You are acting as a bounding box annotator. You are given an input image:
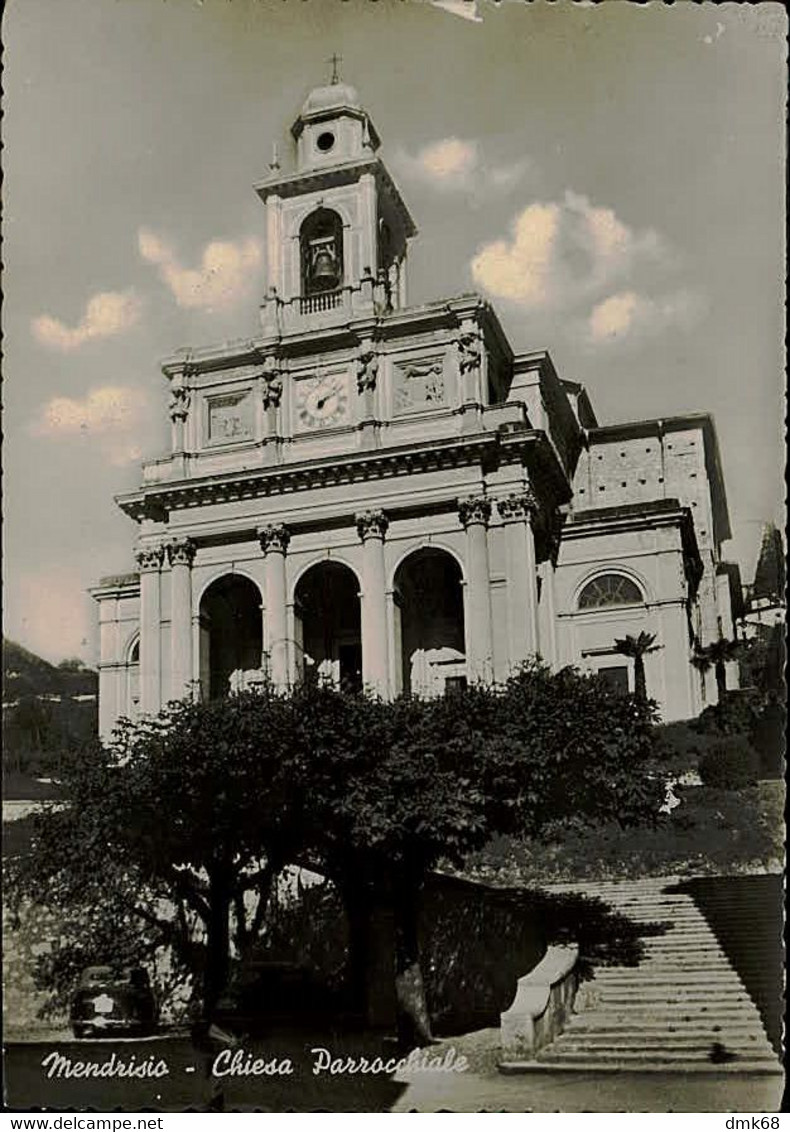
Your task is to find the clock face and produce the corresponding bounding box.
[296,373,349,430]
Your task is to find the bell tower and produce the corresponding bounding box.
[255,71,417,330]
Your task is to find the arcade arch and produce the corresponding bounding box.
[198,574,263,700]
[393,547,465,696]
[294,561,362,690]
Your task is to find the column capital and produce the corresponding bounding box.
[496,489,538,523]
[167,537,196,568]
[356,509,389,542]
[457,495,491,529]
[258,523,291,555]
[135,543,165,572]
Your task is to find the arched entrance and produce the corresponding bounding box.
[198,575,263,700]
[294,562,362,690]
[394,548,465,696]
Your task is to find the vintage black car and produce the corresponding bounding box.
[70,965,157,1038]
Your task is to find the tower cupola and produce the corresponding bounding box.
[291,78,381,172]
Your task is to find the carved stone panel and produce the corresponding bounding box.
[206,391,254,444]
[393,355,445,414]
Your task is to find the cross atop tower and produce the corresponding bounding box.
[329,53,342,85]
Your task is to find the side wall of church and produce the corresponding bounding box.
[555,521,699,722]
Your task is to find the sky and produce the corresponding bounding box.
[3,0,786,665]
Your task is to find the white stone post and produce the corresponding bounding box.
[259,524,290,688]
[538,560,558,667]
[136,543,164,715]
[359,172,377,284]
[356,510,390,697]
[458,495,494,682]
[167,538,196,702]
[496,491,540,670]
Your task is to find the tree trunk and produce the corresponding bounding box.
[392,881,433,1050]
[634,655,647,704]
[204,866,233,1019]
[341,884,374,1019]
[715,658,727,702]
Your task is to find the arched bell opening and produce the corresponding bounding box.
[198,574,263,700]
[393,548,465,697]
[300,208,344,297]
[294,561,362,691]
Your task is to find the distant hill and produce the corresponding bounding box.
[3,639,98,775]
[3,638,97,700]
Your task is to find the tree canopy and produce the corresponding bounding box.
[6,661,663,1041]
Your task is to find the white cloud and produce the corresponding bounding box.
[30,385,147,465]
[585,288,707,347]
[419,138,479,183]
[471,190,665,309]
[32,290,142,352]
[395,138,529,195]
[470,201,561,306]
[139,228,262,311]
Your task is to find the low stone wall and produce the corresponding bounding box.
[499,943,579,1061]
[3,902,67,1039]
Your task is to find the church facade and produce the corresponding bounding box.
[92,80,739,737]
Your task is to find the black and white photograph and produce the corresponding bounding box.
[2,0,786,1115]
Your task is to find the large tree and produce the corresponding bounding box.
[7,664,662,1042]
[6,690,305,1019]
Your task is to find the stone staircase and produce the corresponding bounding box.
[527,877,782,1073]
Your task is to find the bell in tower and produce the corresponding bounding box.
[308,237,340,293]
[300,210,344,297]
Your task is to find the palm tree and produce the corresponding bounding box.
[613,632,659,704]
[692,637,742,702]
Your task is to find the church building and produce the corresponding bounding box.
[92,78,740,736]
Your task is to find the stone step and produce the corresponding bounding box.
[588,976,746,990]
[589,995,758,1010]
[531,877,780,1074]
[566,1015,769,1033]
[555,1032,774,1051]
[539,1046,779,1064]
[504,1057,784,1075]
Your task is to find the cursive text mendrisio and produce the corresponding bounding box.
[41,1051,169,1080]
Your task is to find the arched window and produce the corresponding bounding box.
[127,637,140,720]
[300,208,344,296]
[578,573,644,610]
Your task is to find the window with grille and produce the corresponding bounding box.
[578,573,643,610]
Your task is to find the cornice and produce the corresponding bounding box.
[117,427,569,523]
[564,499,692,538]
[254,157,417,237]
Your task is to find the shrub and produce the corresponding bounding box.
[750,699,786,779]
[698,736,759,790]
[695,692,760,737]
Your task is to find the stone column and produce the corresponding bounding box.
[167,537,196,702]
[458,495,494,682]
[136,543,164,715]
[537,561,558,667]
[259,524,290,688]
[496,491,540,669]
[356,510,390,697]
